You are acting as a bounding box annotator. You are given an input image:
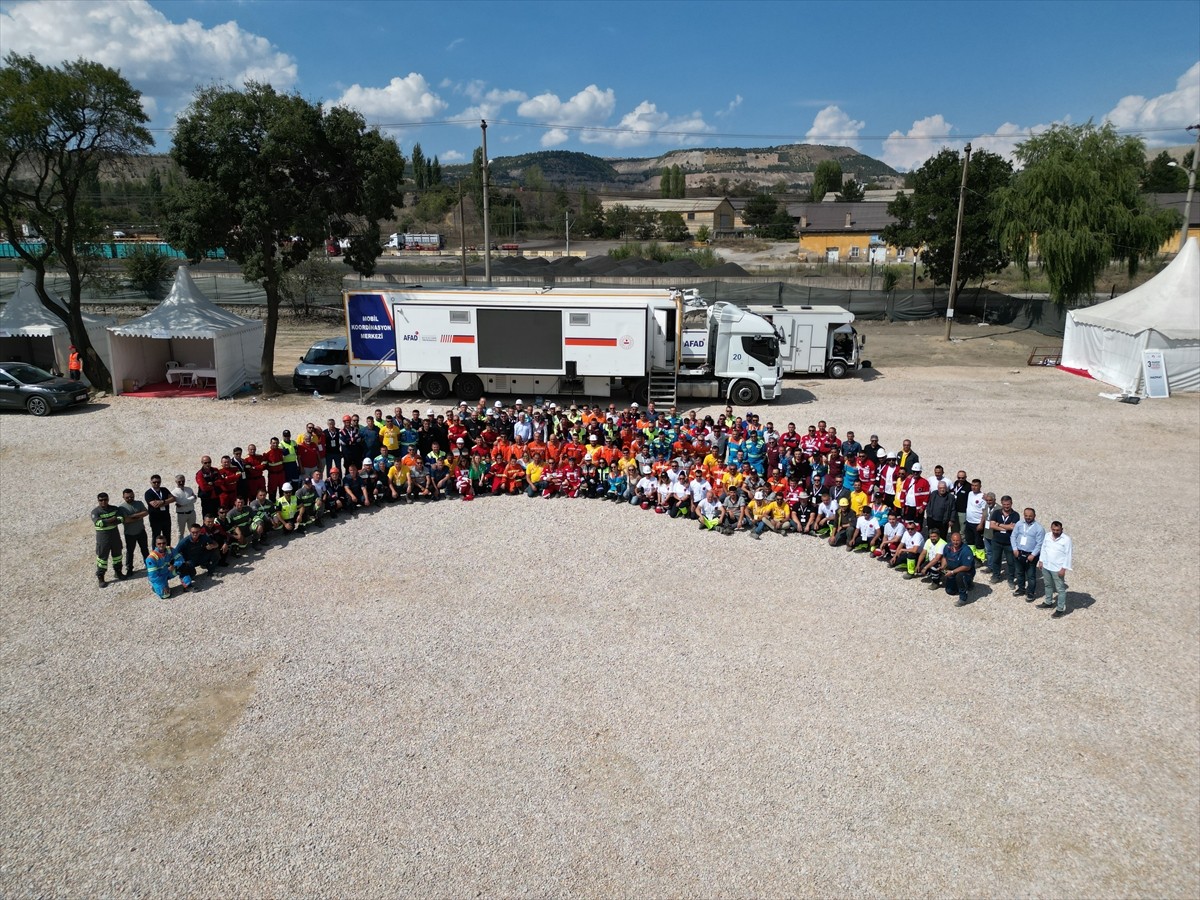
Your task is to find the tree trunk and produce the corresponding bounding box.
[260,276,283,395]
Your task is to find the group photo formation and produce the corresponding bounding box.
[93,397,1076,615]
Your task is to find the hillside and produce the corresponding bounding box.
[445,144,902,193]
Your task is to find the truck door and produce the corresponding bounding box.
[791,324,814,372]
[652,307,675,369]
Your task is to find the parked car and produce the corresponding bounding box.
[0,362,91,416]
[293,337,351,392]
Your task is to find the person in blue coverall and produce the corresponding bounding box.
[145,535,193,599]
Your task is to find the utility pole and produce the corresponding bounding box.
[458,182,467,286]
[1178,124,1200,253]
[565,210,571,258]
[481,119,492,285]
[945,142,971,341]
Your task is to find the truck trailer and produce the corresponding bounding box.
[345,287,783,405]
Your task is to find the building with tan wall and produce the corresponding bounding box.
[598,197,736,237]
[786,201,911,263]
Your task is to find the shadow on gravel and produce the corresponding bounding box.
[1062,591,1097,616]
[857,367,883,383]
[778,386,818,404]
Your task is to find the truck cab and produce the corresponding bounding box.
[705,302,782,403]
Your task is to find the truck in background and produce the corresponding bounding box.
[385,233,445,251]
[683,304,869,378]
[347,287,783,406]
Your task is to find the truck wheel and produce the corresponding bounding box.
[827,361,848,379]
[333,377,345,393]
[419,373,451,400]
[730,379,760,405]
[453,374,483,402]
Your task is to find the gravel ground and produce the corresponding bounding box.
[2,365,1198,898]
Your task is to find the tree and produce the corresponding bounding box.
[694,224,711,243]
[743,191,779,229]
[430,156,442,186]
[671,164,685,198]
[280,257,344,317]
[628,207,659,241]
[411,142,426,190]
[836,177,865,202]
[123,244,171,300]
[811,159,843,202]
[882,147,1014,294]
[763,207,796,240]
[1143,150,1188,193]
[0,53,152,390]
[166,82,405,393]
[995,123,1179,302]
[659,211,690,241]
[604,203,631,239]
[660,166,673,198]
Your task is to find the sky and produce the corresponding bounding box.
[1,0,1198,171]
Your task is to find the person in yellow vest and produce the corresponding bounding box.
[272,482,300,533]
[278,430,300,483]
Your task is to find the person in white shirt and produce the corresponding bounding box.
[891,521,926,573]
[688,473,711,508]
[876,512,906,562]
[964,479,988,549]
[848,512,880,552]
[170,474,198,536]
[632,467,658,507]
[697,491,722,531]
[1036,521,1074,617]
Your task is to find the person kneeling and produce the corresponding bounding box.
[939,531,977,606]
[146,535,192,599]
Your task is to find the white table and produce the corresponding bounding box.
[167,367,217,387]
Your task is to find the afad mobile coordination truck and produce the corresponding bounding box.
[344,287,783,405]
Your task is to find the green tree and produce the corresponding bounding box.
[694,223,711,243]
[604,203,631,239]
[659,210,690,241]
[743,191,779,232]
[763,207,796,240]
[836,177,865,202]
[1143,150,1188,193]
[660,166,673,198]
[123,244,171,300]
[811,159,843,202]
[671,164,685,198]
[995,123,1179,302]
[0,53,152,391]
[882,147,1013,294]
[430,156,442,186]
[280,257,345,317]
[629,207,659,240]
[411,142,426,189]
[166,82,405,393]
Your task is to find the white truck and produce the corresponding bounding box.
[346,287,783,405]
[683,304,868,378]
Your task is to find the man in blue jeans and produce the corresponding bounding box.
[988,495,1019,584]
[940,531,977,607]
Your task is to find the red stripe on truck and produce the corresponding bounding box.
[565,337,617,347]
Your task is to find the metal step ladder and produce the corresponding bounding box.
[360,370,400,404]
[648,368,677,407]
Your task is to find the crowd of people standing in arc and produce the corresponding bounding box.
[90,396,1074,615]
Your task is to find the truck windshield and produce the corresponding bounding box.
[303,348,347,365]
[741,335,778,367]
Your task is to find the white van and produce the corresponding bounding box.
[293,337,351,392]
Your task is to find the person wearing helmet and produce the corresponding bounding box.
[827,496,858,547]
[899,461,931,527]
[632,464,658,507]
[273,482,300,533]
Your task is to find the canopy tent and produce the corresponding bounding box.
[108,267,264,398]
[1062,238,1200,394]
[0,268,114,383]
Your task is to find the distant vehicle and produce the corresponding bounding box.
[325,239,342,257]
[500,243,521,252]
[743,305,869,378]
[386,232,445,251]
[293,337,350,393]
[0,362,91,416]
[20,223,40,239]
[111,230,127,239]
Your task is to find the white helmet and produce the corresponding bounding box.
[911,462,922,472]
[282,482,294,492]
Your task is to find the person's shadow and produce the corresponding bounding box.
[1061,591,1097,616]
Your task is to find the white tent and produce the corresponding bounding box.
[108,266,264,398]
[1062,238,1200,394]
[0,268,114,383]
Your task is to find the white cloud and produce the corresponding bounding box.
[0,0,297,127]
[1105,62,1200,141]
[517,84,616,126]
[541,128,570,147]
[716,95,743,118]
[446,37,465,52]
[337,73,448,120]
[972,121,1063,162]
[439,150,465,162]
[881,114,957,171]
[581,100,712,148]
[806,105,865,149]
[462,87,528,121]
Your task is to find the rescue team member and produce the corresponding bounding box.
[278,430,300,483]
[92,492,125,585]
[68,345,83,381]
[146,535,192,600]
